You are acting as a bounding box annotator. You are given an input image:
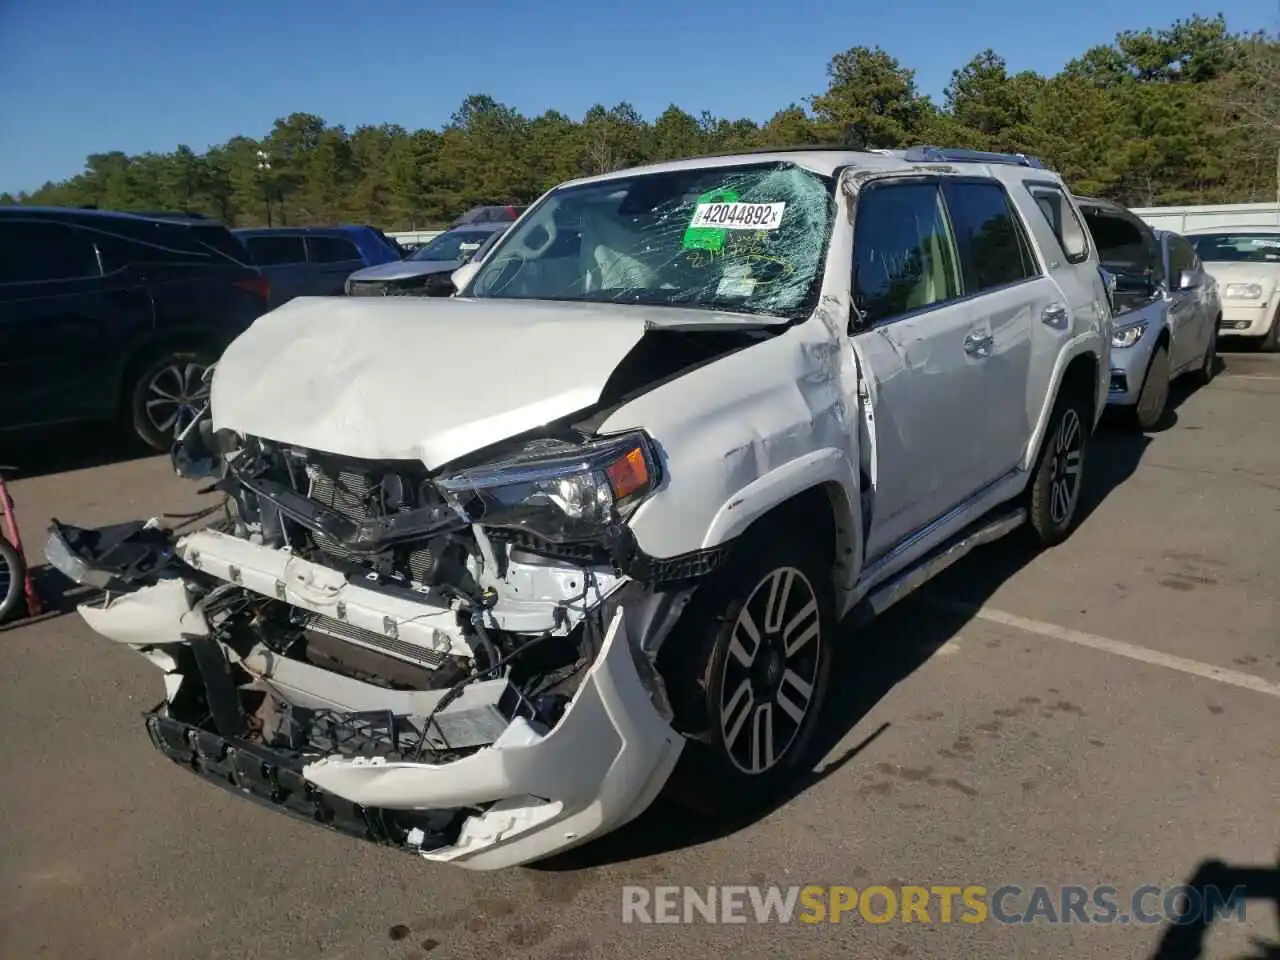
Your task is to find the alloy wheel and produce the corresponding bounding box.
[719,566,823,775]
[1046,407,1083,526]
[144,362,210,441]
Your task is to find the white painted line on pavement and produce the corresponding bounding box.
[1222,373,1280,381]
[933,602,1280,699]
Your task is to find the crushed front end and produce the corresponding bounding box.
[47,426,709,870]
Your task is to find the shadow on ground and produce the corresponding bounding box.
[2,423,157,481]
[535,422,1153,869]
[1148,853,1280,960]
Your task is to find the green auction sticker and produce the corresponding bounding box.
[682,187,739,251]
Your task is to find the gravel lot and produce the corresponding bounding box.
[2,352,1278,960]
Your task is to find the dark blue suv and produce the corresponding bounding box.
[233,225,402,307]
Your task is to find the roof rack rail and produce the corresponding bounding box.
[901,145,1047,169]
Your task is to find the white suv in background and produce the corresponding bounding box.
[48,146,1110,871]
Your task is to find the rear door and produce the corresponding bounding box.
[242,233,309,306]
[940,177,1056,480]
[0,219,124,429]
[305,234,364,295]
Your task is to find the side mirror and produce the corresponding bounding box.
[450,261,481,295]
[1178,269,1201,291]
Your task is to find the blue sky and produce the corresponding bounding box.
[0,0,1274,194]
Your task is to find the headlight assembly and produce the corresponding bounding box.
[435,431,661,543]
[1112,321,1148,349]
[1224,283,1263,300]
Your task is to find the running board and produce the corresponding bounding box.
[855,508,1027,624]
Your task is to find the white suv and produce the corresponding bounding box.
[47,146,1111,871]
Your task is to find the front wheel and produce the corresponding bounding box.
[1189,324,1218,387]
[663,536,835,815]
[0,537,25,624]
[1026,389,1090,548]
[128,349,215,451]
[1131,344,1171,432]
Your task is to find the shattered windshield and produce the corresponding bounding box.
[1188,233,1280,264]
[465,162,835,319]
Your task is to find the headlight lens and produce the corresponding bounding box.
[436,432,660,542]
[1224,283,1263,300]
[1112,321,1148,349]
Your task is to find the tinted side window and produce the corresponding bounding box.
[1168,235,1197,278]
[942,181,1038,291]
[0,221,100,283]
[853,182,963,324]
[307,235,362,263]
[1027,185,1090,263]
[246,235,306,266]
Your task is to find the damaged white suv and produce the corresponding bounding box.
[46,146,1111,870]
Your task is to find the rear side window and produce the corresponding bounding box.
[941,180,1038,291]
[306,235,361,263]
[0,221,100,284]
[191,225,251,265]
[852,181,964,323]
[245,235,306,266]
[1026,184,1089,264]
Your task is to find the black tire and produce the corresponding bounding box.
[127,348,215,451]
[1261,310,1280,353]
[1131,344,1170,432]
[1026,387,1089,548]
[1189,323,1217,387]
[662,535,835,816]
[0,537,25,624]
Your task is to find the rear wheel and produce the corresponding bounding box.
[663,535,835,815]
[128,349,214,451]
[1026,388,1089,548]
[0,538,25,624]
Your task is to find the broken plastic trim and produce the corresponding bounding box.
[230,470,467,551]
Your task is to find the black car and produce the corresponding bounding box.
[0,207,270,450]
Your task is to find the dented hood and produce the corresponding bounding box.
[211,295,784,469]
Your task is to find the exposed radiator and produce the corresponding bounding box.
[297,610,449,670]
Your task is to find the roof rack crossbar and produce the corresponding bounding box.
[900,145,1046,169]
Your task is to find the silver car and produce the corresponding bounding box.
[1076,198,1220,429]
[345,223,509,297]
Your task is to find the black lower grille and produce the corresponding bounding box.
[347,281,389,297]
[145,711,464,854]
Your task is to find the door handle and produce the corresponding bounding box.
[1041,302,1069,328]
[963,331,994,358]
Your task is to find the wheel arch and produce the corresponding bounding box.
[1025,346,1101,472]
[698,448,861,603]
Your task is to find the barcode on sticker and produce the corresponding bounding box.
[689,202,786,231]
